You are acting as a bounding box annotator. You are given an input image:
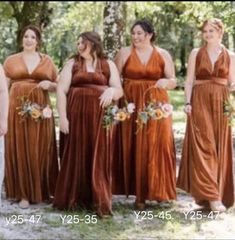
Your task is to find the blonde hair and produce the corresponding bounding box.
[200,18,224,35]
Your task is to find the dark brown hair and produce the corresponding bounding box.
[78,31,106,61]
[20,25,42,51]
[131,19,156,43]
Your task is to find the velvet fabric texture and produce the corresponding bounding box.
[114,47,176,203]
[4,53,58,203]
[53,57,113,216]
[177,46,234,208]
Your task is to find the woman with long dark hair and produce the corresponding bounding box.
[114,20,177,210]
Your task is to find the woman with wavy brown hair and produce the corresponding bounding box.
[53,31,123,217]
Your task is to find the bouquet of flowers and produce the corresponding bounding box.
[136,101,173,132]
[16,87,52,122]
[224,98,235,125]
[136,86,173,133]
[102,100,135,130]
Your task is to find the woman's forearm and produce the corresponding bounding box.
[57,88,67,120]
[49,82,57,92]
[185,81,193,104]
[112,87,123,100]
[166,78,177,90]
[157,77,177,90]
[0,90,8,122]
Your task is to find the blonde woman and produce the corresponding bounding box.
[177,18,235,212]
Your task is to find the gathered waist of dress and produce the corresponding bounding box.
[10,79,39,84]
[124,78,157,84]
[10,80,40,90]
[194,77,228,86]
[71,83,108,90]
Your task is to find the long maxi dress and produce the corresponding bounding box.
[177,46,234,208]
[53,56,113,216]
[120,47,176,204]
[4,53,58,203]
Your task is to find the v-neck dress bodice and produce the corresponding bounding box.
[195,46,230,80]
[112,47,176,202]
[4,53,57,81]
[123,47,165,80]
[3,52,58,203]
[177,46,234,208]
[53,56,113,216]
[21,53,43,75]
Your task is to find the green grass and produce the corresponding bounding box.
[169,90,186,129]
[49,92,59,126]
[34,201,235,240]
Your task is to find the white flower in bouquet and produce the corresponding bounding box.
[162,103,173,118]
[127,103,135,113]
[111,105,119,116]
[42,106,52,119]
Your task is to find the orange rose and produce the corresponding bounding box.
[31,108,42,119]
[155,109,164,120]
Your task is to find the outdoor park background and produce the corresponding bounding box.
[0,2,235,239]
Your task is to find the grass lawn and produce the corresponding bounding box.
[168,89,186,129]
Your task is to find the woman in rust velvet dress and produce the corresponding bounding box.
[53,32,123,217]
[4,25,58,209]
[177,19,235,212]
[115,20,177,209]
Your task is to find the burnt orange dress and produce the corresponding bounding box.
[121,47,176,204]
[177,46,234,208]
[4,53,58,203]
[53,57,113,216]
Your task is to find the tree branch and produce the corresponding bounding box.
[9,1,22,21]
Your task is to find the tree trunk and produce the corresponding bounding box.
[9,1,53,51]
[59,31,71,68]
[179,45,186,76]
[231,2,235,50]
[223,32,229,49]
[232,28,235,51]
[103,2,126,60]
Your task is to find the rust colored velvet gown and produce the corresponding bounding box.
[4,53,58,203]
[177,46,234,208]
[120,47,176,204]
[53,57,113,216]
